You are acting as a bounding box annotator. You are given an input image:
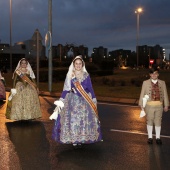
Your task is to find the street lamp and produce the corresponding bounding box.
[10,0,12,72]
[135,7,143,68]
[48,0,52,92]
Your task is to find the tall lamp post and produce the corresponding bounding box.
[10,0,12,72]
[135,7,143,68]
[48,0,52,92]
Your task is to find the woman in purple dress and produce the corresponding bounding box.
[50,55,102,147]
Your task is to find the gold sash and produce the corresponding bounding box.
[72,78,98,119]
[15,69,37,90]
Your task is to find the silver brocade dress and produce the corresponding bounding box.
[52,72,102,144]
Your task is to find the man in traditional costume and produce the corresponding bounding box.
[139,67,169,144]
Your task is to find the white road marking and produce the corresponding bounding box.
[110,129,170,139]
[98,102,139,107]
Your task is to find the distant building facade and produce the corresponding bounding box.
[0,29,45,70]
[108,49,131,67]
[92,46,108,63]
[0,27,168,70]
[138,44,165,67]
[52,43,88,61]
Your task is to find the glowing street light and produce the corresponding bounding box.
[135,7,143,68]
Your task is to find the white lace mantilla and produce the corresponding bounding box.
[63,72,89,91]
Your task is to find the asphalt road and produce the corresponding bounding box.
[1,95,170,170]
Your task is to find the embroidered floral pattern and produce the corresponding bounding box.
[0,80,6,100]
[6,74,42,120]
[52,92,102,144]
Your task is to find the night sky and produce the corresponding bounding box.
[0,0,170,58]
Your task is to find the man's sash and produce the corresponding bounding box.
[15,70,37,90]
[72,78,98,119]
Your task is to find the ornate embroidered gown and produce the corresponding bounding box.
[6,71,42,120]
[0,79,6,100]
[52,72,102,144]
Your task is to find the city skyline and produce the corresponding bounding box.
[0,0,170,58]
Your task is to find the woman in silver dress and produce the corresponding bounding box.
[51,55,102,146]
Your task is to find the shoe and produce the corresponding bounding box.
[147,138,153,144]
[73,144,83,149]
[73,144,78,149]
[78,144,82,148]
[156,138,162,145]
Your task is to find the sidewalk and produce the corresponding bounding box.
[6,87,139,106]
